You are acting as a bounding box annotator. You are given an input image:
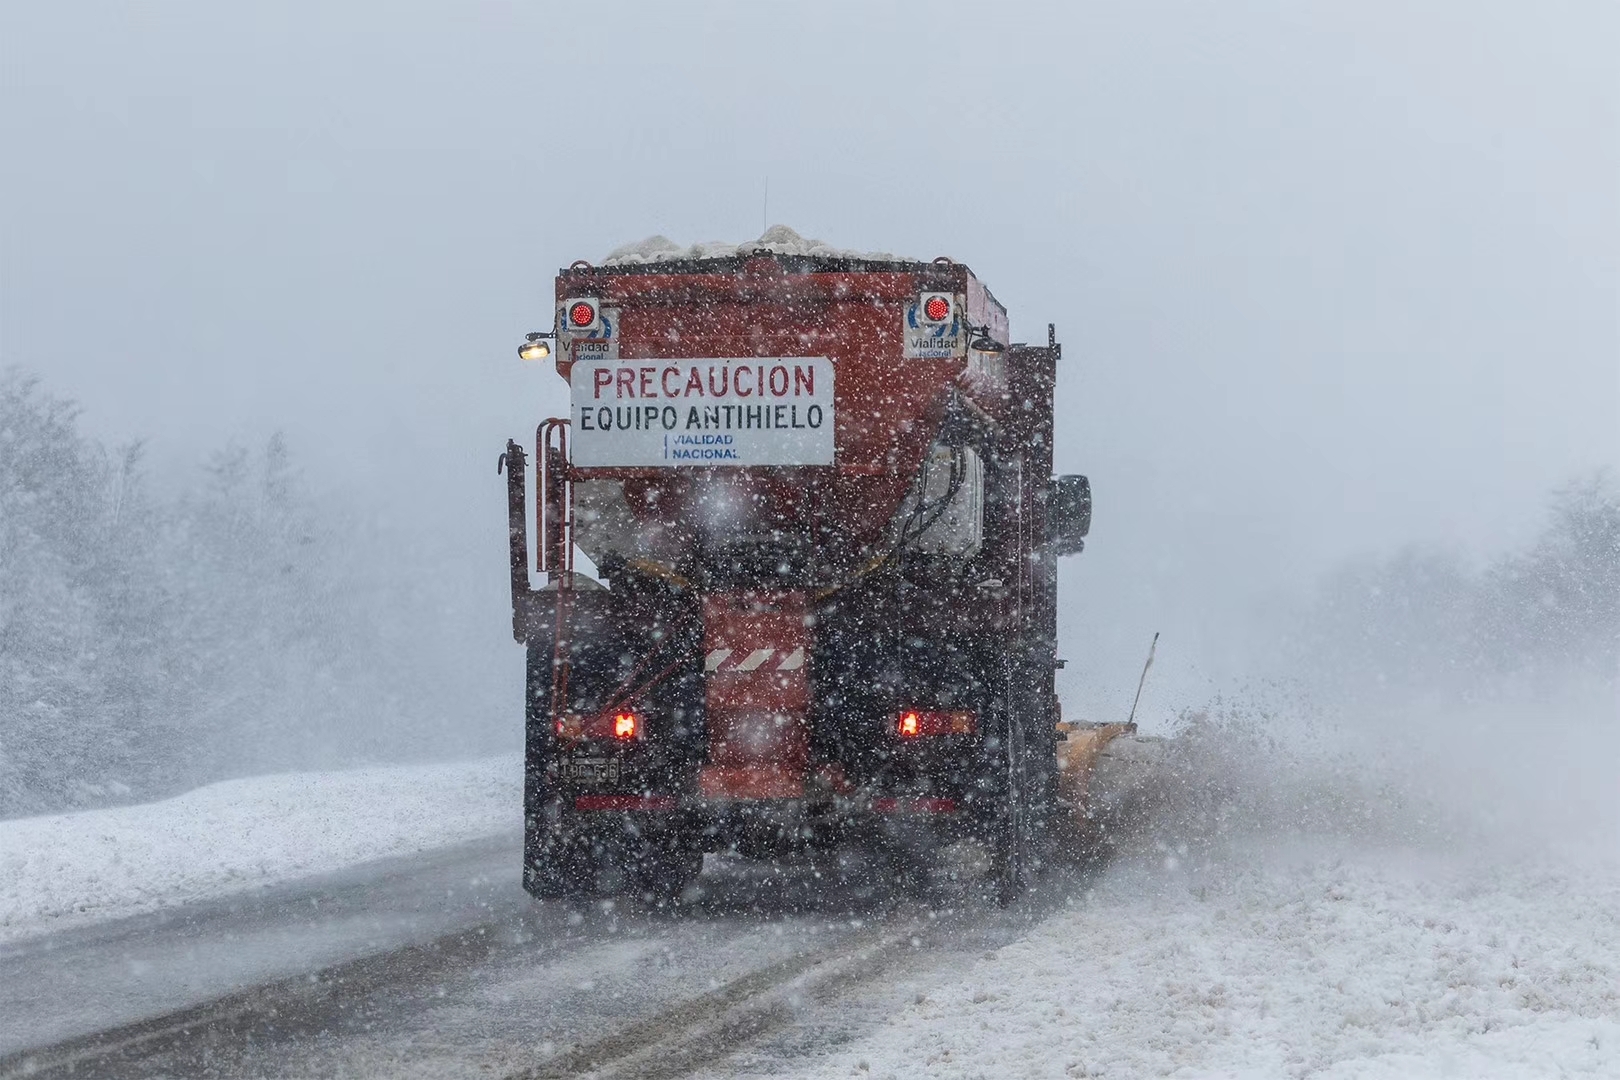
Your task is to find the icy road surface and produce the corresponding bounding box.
[753,842,1620,1080]
[0,835,525,1057]
[3,741,1617,1078]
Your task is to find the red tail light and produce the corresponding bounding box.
[556,711,642,741]
[896,709,977,737]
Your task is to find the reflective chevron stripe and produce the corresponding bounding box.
[703,647,808,672]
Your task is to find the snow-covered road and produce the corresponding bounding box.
[763,842,1620,1079]
[0,834,527,1058]
[3,705,1615,1078]
[744,698,1620,1079]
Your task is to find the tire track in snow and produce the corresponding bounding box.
[0,916,526,1079]
[510,918,927,1080]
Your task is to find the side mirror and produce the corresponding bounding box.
[1048,474,1091,555]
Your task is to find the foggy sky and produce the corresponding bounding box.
[3,1,1615,724]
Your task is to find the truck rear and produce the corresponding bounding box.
[501,235,1092,903]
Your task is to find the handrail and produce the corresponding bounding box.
[497,440,530,643]
[537,418,574,577]
[537,418,574,727]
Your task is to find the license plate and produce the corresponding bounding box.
[563,757,622,787]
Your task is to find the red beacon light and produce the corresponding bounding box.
[923,294,952,322]
[566,298,601,330]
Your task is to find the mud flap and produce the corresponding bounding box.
[526,803,702,903]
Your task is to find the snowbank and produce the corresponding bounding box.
[602,225,916,266]
[805,843,1620,1079]
[0,756,520,944]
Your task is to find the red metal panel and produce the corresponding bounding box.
[553,262,999,569]
[699,591,811,799]
[696,765,807,800]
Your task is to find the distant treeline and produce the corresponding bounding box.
[1288,474,1620,701]
[3,367,1615,816]
[0,370,505,818]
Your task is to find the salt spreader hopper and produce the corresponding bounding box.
[500,235,1093,902]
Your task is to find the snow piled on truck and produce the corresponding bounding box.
[602,225,917,266]
[0,756,519,943]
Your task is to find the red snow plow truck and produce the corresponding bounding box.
[500,236,1094,903]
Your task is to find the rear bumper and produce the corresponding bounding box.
[569,792,959,815]
[557,789,973,857]
[572,794,680,811]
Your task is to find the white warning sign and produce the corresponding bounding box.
[570,357,836,468]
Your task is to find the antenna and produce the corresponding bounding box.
[1125,632,1159,728]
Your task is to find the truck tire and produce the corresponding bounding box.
[523,643,593,899]
[989,796,1027,906]
[986,697,1030,906]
